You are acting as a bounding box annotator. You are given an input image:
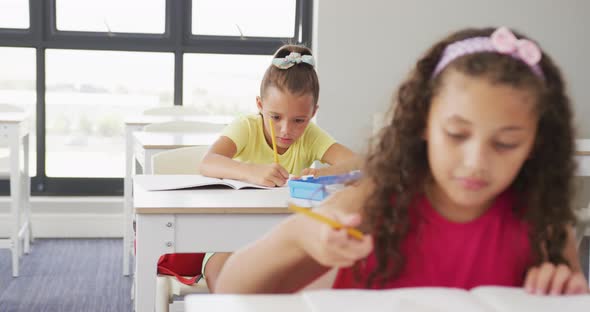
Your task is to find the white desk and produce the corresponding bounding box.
[0,112,32,277]
[185,294,308,312]
[184,288,590,312]
[576,139,590,175]
[575,139,590,282]
[133,175,292,312]
[123,115,231,276]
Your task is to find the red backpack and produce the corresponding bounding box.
[157,253,205,285]
[134,221,205,285]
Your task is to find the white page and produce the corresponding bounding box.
[135,174,229,191]
[472,286,590,312]
[222,178,282,190]
[135,174,279,191]
[302,288,492,312]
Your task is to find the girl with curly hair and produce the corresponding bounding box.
[215,27,589,295]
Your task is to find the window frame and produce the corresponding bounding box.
[0,0,313,195]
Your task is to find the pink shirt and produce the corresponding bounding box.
[333,190,532,289]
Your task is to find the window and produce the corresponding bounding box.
[183,53,269,116]
[0,0,312,195]
[56,0,165,34]
[192,0,296,37]
[45,50,173,178]
[0,0,29,29]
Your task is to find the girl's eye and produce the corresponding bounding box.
[270,115,280,120]
[494,142,519,150]
[446,131,467,140]
[295,119,306,124]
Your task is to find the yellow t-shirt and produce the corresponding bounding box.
[222,114,336,175]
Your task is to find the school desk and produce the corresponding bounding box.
[183,287,590,312]
[0,111,32,277]
[122,114,230,276]
[133,174,292,312]
[575,139,590,283]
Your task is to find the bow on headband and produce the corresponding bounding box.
[432,26,544,79]
[491,27,542,66]
[271,52,316,69]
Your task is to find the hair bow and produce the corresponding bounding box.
[271,52,315,69]
[490,27,542,66]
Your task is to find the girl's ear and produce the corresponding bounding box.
[311,105,319,118]
[256,96,263,113]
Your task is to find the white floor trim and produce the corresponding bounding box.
[0,196,123,238]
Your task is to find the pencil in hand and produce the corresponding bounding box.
[269,118,279,163]
[288,203,364,240]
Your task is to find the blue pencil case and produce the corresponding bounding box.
[288,171,362,201]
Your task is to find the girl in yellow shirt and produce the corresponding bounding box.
[199,44,360,291]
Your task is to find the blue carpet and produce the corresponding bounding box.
[0,239,133,312]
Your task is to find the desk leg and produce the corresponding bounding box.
[23,133,31,253]
[144,150,153,174]
[135,214,173,312]
[10,130,21,277]
[124,126,133,276]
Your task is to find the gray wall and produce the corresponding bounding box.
[313,0,589,152]
[312,0,590,207]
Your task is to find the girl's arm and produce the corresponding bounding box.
[199,136,245,180]
[302,143,362,177]
[215,215,331,293]
[199,136,289,187]
[215,181,374,293]
[524,225,589,294]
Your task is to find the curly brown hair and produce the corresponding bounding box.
[361,27,577,287]
[260,44,320,105]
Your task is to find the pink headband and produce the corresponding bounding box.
[432,27,544,79]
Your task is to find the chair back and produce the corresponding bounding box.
[143,106,201,116]
[143,120,225,133]
[152,146,209,175]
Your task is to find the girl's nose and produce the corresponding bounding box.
[280,121,290,135]
[464,141,488,171]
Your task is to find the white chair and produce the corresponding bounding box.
[152,146,209,175]
[0,103,23,113]
[143,120,225,133]
[142,106,202,116]
[152,146,211,312]
[575,203,590,286]
[575,150,590,284]
[576,205,590,246]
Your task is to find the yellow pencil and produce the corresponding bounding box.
[269,118,279,163]
[288,203,364,240]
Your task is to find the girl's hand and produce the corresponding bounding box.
[296,210,373,268]
[245,163,289,187]
[300,167,321,177]
[524,262,589,295]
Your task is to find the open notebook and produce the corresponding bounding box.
[299,286,590,312]
[135,174,280,191]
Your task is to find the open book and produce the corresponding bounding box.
[299,286,590,312]
[135,174,280,191]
